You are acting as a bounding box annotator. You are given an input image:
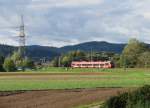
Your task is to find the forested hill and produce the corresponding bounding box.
[0,45,60,60]
[0,44,17,56]
[60,41,126,53]
[0,41,129,59]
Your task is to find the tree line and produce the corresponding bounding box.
[0,38,150,72]
[50,50,115,67]
[50,38,150,68]
[0,51,34,72]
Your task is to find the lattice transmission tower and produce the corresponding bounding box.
[18,15,26,58]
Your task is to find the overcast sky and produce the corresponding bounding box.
[0,0,150,47]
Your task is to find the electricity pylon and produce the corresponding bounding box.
[18,15,26,58]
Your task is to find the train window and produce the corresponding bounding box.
[82,64,86,66]
[89,64,92,66]
[93,64,99,66]
[100,64,104,66]
[105,63,109,65]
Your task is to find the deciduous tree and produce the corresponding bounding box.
[120,38,148,68]
[3,57,16,72]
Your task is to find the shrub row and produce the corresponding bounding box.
[102,85,150,108]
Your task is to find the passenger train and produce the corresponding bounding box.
[71,61,114,68]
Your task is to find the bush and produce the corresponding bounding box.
[3,57,16,72]
[102,85,150,108]
[103,93,128,108]
[23,58,35,69]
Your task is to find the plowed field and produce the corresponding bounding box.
[0,88,129,108]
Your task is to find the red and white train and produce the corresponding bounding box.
[71,61,114,68]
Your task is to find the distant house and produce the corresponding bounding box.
[71,61,114,68]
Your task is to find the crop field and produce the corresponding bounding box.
[0,68,149,108]
[0,68,149,91]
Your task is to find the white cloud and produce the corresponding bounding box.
[30,0,103,9]
[143,13,150,19]
[0,0,150,47]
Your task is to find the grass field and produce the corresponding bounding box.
[0,68,149,91]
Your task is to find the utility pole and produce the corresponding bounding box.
[90,47,93,62]
[58,56,61,67]
[123,54,127,71]
[18,15,26,58]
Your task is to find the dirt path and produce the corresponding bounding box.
[0,88,130,108]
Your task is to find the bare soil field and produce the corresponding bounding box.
[0,88,130,108]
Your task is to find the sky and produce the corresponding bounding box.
[0,0,150,47]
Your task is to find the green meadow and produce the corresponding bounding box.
[0,68,149,91]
